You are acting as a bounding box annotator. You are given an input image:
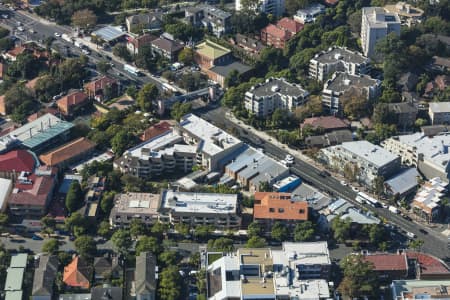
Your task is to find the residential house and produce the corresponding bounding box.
[261,18,303,49]
[411,177,447,223]
[405,251,450,280]
[322,72,381,115]
[384,168,420,198]
[32,255,59,300]
[229,34,266,58]
[431,56,450,72]
[93,256,122,282]
[363,252,409,281]
[150,35,184,62]
[361,7,401,58]
[132,252,157,300]
[424,75,450,99]
[185,5,232,37]
[253,192,308,230]
[109,192,160,227]
[63,256,93,289]
[245,77,309,117]
[57,91,90,117]
[84,76,119,102]
[207,61,252,88]
[309,46,370,82]
[206,242,332,300]
[159,189,241,229]
[384,2,424,26]
[387,102,418,130]
[39,137,96,168]
[126,33,158,55]
[8,166,57,218]
[126,12,163,33]
[304,130,353,148]
[0,149,36,181]
[429,101,450,125]
[2,45,27,61]
[397,72,419,92]
[382,132,450,180]
[319,140,401,187]
[140,121,173,142]
[294,3,325,23]
[301,116,350,134]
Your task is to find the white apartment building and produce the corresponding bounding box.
[109,193,161,227]
[294,3,325,23]
[159,189,241,229]
[361,7,401,58]
[115,114,245,178]
[245,77,309,118]
[411,177,447,223]
[428,102,450,125]
[206,242,331,300]
[309,46,370,82]
[322,72,380,114]
[319,140,401,187]
[235,0,284,17]
[382,132,450,181]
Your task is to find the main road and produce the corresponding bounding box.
[198,105,450,262]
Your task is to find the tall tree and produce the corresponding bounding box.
[136,236,162,255]
[72,9,97,29]
[178,48,194,65]
[111,229,132,254]
[247,221,263,238]
[130,218,146,239]
[65,181,83,213]
[339,254,379,298]
[42,239,59,254]
[158,265,184,300]
[294,221,315,242]
[170,102,191,122]
[137,83,159,112]
[271,222,289,242]
[74,235,97,259]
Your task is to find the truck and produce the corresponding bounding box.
[124,64,141,76]
[62,33,73,43]
[388,206,399,214]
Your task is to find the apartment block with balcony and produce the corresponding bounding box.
[319,140,401,187]
[236,0,285,16]
[245,77,309,117]
[309,46,370,82]
[159,189,241,229]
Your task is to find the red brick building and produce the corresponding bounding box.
[261,18,303,49]
[57,91,90,117]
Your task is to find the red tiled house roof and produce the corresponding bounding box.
[301,116,350,131]
[406,251,450,279]
[0,150,36,173]
[63,256,92,289]
[140,121,173,141]
[253,192,308,221]
[276,17,304,34]
[8,173,55,207]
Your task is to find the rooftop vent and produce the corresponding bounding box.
[271,85,280,92]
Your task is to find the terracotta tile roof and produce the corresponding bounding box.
[276,17,304,34]
[406,251,450,276]
[7,46,26,57]
[63,256,92,289]
[253,192,308,221]
[262,24,290,40]
[84,76,118,94]
[140,121,173,141]
[0,150,36,173]
[435,75,450,91]
[8,173,55,206]
[301,116,350,131]
[39,138,96,167]
[363,253,408,271]
[57,91,89,115]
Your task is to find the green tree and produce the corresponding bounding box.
[0,213,8,228]
[158,265,183,300]
[294,221,315,242]
[258,181,272,192]
[111,130,134,155]
[0,37,14,51]
[339,254,379,298]
[271,222,289,242]
[408,239,424,251]
[159,251,179,267]
[135,45,156,72]
[111,229,132,254]
[97,221,111,238]
[100,191,116,214]
[74,235,97,259]
[194,225,214,240]
[341,87,369,119]
[207,237,234,252]
[112,44,132,62]
[368,224,386,246]
[247,221,263,238]
[178,48,194,65]
[97,60,112,74]
[136,236,162,255]
[137,83,159,112]
[151,221,169,237]
[372,176,385,198]
[224,69,240,88]
[64,212,87,235]
[175,223,190,236]
[65,180,83,213]
[34,75,60,102]
[246,236,267,248]
[71,9,97,29]
[170,102,192,122]
[331,217,352,243]
[42,238,59,254]
[130,218,146,239]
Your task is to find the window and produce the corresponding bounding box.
[299,209,305,214]
[278,208,284,213]
[269,208,275,212]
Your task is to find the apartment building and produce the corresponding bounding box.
[206,242,331,300]
[387,102,418,130]
[185,5,232,37]
[322,72,380,114]
[429,102,450,125]
[411,177,447,223]
[319,140,401,187]
[309,46,370,81]
[294,3,325,23]
[236,0,285,16]
[384,2,424,26]
[260,18,303,49]
[159,189,241,229]
[115,114,244,178]
[361,7,401,58]
[392,280,450,300]
[245,77,309,117]
[382,132,450,181]
[109,192,160,227]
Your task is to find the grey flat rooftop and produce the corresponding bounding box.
[5,268,24,291]
[429,102,450,113]
[313,47,368,65]
[201,4,232,18]
[10,253,27,268]
[209,61,252,77]
[326,72,378,93]
[340,140,399,168]
[249,78,308,98]
[5,291,23,300]
[362,7,401,28]
[92,26,126,42]
[384,168,419,195]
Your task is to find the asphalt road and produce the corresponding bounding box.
[197,105,450,262]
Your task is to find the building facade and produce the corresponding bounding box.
[429,102,450,125]
[109,193,161,227]
[236,0,285,16]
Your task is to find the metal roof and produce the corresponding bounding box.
[92,26,126,42]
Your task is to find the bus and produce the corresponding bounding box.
[124,64,141,76]
[355,192,381,207]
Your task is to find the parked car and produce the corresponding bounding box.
[319,170,331,177]
[32,235,43,240]
[54,32,61,37]
[406,231,416,239]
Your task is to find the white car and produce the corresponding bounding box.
[340,180,347,186]
[17,26,24,32]
[351,186,359,192]
[285,154,294,163]
[1,14,9,19]
[54,32,61,37]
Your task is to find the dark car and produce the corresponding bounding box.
[402,214,413,221]
[319,170,331,177]
[419,228,428,234]
[69,235,75,241]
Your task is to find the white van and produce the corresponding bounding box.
[406,232,416,239]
